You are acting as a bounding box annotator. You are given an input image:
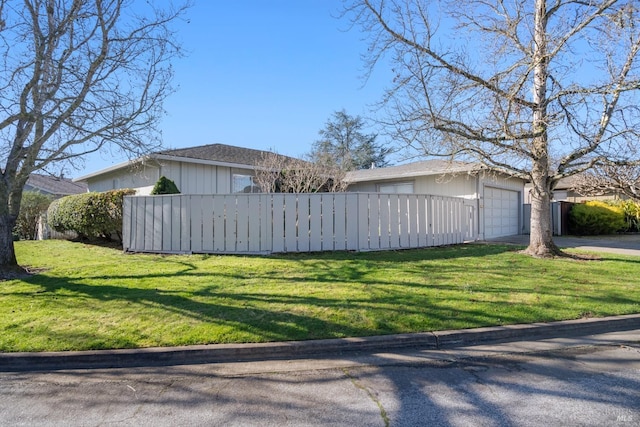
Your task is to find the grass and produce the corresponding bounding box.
[1,240,639,352]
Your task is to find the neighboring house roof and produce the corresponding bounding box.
[75,143,298,182]
[26,174,88,197]
[553,174,586,191]
[345,160,483,183]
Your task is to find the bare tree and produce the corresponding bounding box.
[253,152,348,194]
[346,0,640,257]
[253,152,288,194]
[572,164,640,201]
[0,0,190,272]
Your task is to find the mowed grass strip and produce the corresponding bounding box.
[1,240,638,352]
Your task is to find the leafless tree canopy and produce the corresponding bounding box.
[253,152,348,194]
[346,0,640,256]
[572,164,640,201]
[0,0,189,268]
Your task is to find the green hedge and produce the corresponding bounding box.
[48,189,135,241]
[568,201,626,235]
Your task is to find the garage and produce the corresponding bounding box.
[484,186,520,238]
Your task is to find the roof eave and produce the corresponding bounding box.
[152,154,256,171]
[345,165,482,183]
[73,158,145,182]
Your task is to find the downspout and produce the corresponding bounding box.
[476,172,482,241]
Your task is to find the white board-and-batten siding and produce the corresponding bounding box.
[122,193,478,255]
[158,161,233,195]
[85,160,245,195]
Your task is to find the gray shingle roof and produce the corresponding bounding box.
[26,174,88,196]
[156,143,297,166]
[345,160,483,183]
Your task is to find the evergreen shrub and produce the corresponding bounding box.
[150,176,180,195]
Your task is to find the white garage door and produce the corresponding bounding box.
[484,187,519,239]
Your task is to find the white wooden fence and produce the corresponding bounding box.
[122,193,477,254]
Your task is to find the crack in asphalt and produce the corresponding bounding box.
[342,368,390,427]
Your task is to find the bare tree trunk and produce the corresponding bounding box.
[524,0,561,257]
[526,172,561,257]
[0,213,18,269]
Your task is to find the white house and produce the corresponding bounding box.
[74,144,296,195]
[76,145,526,242]
[345,160,526,240]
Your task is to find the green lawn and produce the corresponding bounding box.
[1,240,639,352]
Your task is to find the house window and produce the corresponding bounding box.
[232,174,260,193]
[378,182,414,194]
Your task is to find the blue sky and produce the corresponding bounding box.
[80,1,393,176]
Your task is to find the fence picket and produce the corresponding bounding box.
[298,194,310,252]
[310,195,322,252]
[191,196,203,253]
[346,195,359,250]
[368,195,380,250]
[213,196,225,251]
[334,194,347,250]
[122,197,132,251]
[248,195,262,252]
[389,195,400,248]
[357,194,369,250]
[160,197,171,251]
[320,195,334,251]
[202,196,214,252]
[284,195,297,252]
[399,195,409,248]
[224,195,237,252]
[272,195,285,253]
[236,196,249,252]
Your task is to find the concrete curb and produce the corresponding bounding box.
[2,314,639,372]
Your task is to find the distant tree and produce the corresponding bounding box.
[14,192,52,240]
[310,110,390,171]
[0,0,190,273]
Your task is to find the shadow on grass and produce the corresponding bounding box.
[6,242,639,352]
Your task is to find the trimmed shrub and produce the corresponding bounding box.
[14,191,52,240]
[48,189,135,241]
[568,201,626,235]
[151,176,180,195]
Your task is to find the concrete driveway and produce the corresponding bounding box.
[486,234,640,257]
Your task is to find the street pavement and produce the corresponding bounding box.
[1,324,639,426]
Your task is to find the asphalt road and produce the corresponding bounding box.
[1,330,639,426]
